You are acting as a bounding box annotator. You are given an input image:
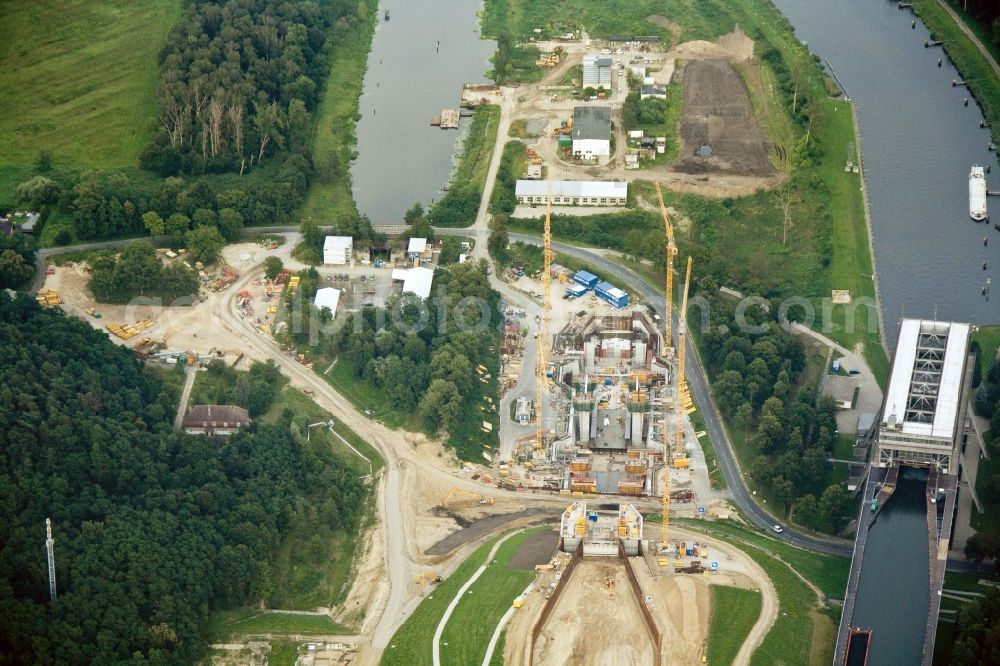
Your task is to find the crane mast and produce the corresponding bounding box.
[654,182,677,358]
[674,257,693,459]
[535,178,553,454]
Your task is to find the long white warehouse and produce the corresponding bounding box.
[515,180,628,206]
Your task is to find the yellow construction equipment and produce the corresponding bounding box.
[675,257,693,461]
[655,182,678,359]
[441,487,495,507]
[415,572,443,586]
[535,177,553,455]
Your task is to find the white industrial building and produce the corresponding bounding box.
[874,319,973,473]
[391,266,434,299]
[323,236,353,265]
[313,287,341,317]
[572,106,611,160]
[515,180,627,206]
[582,54,612,88]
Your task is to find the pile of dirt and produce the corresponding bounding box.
[673,59,775,178]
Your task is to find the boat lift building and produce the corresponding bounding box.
[874,319,973,474]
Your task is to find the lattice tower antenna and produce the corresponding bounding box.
[45,518,57,601]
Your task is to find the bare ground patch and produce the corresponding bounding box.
[423,508,557,557]
[534,560,655,666]
[507,528,559,570]
[673,59,775,179]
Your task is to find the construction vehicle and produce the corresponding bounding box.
[441,487,495,507]
[415,572,443,586]
[674,560,705,574]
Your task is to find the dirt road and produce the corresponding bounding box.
[173,367,196,429]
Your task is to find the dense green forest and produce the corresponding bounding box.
[0,231,36,289]
[87,242,200,304]
[0,293,366,664]
[696,288,855,532]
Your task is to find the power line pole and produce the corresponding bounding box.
[45,518,57,601]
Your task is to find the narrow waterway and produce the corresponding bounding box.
[851,476,930,665]
[770,0,997,339]
[351,0,496,225]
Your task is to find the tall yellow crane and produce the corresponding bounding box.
[661,462,670,548]
[654,182,678,358]
[535,177,553,454]
[674,257,693,460]
[663,258,693,549]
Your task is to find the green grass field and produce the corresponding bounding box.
[382,527,545,666]
[0,0,180,197]
[706,586,762,666]
[267,640,300,666]
[209,609,346,641]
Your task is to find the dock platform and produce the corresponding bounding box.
[435,109,459,129]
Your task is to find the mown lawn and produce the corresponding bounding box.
[706,586,762,666]
[383,527,545,666]
[0,0,180,196]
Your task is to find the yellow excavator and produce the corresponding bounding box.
[441,486,496,507]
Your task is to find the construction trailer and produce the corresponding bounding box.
[595,281,629,309]
[573,270,599,289]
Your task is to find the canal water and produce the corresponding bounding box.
[851,476,930,665]
[770,0,998,339]
[351,0,496,225]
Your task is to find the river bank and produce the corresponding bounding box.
[350,0,497,225]
[909,0,1000,147]
[300,0,378,224]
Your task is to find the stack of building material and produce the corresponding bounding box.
[35,289,62,307]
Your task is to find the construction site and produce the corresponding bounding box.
[494,181,707,529]
[495,507,775,666]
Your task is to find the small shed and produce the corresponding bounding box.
[823,375,859,410]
